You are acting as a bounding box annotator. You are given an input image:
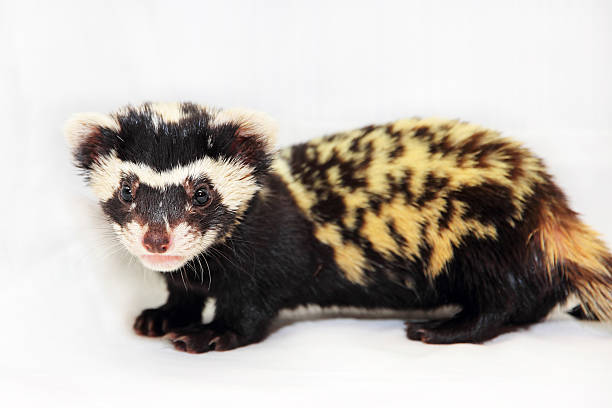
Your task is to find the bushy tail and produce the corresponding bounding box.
[536,202,612,321]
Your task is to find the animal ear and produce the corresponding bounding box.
[213,108,277,166]
[64,112,120,171]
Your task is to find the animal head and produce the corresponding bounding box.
[65,102,277,271]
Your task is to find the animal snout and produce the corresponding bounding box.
[143,228,170,253]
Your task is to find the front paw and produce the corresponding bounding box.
[133,307,195,337]
[165,324,241,353]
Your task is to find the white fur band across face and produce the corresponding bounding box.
[90,151,260,212]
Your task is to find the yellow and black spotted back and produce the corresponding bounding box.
[273,118,548,285]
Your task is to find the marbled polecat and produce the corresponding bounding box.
[65,102,612,353]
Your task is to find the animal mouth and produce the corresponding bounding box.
[139,254,187,271]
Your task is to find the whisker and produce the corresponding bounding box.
[201,255,212,290]
[194,255,205,286]
[180,267,188,291]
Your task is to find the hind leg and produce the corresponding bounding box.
[406,290,564,344]
[406,309,512,344]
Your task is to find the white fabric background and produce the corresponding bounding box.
[0,1,611,406]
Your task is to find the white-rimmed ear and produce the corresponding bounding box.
[212,108,278,162]
[64,112,120,151]
[64,112,121,170]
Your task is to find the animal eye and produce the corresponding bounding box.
[193,186,211,207]
[120,184,133,202]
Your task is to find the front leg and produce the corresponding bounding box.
[165,297,275,353]
[134,279,206,337]
[165,322,245,353]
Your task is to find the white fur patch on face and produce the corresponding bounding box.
[89,151,259,212]
[115,220,219,272]
[64,112,121,151]
[89,152,124,201]
[115,220,148,255]
[171,222,218,258]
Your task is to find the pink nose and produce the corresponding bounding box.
[143,228,170,253]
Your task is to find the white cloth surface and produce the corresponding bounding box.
[0,1,611,407]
